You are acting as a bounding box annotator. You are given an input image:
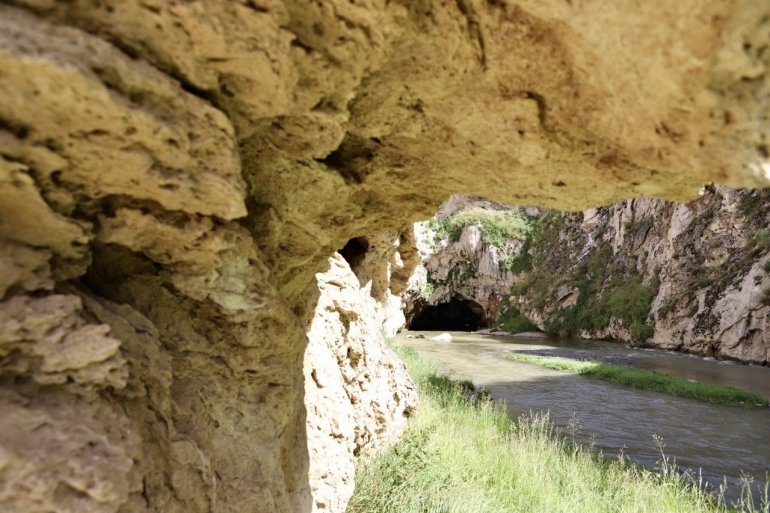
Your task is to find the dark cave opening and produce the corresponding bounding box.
[409,297,488,331]
[338,236,369,272]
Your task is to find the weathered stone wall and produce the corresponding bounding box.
[303,254,416,513]
[1,1,769,511]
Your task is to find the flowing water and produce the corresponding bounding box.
[395,331,770,503]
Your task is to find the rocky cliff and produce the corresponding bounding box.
[404,197,529,327]
[408,188,770,364]
[304,253,417,513]
[1,1,769,512]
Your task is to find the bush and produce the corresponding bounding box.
[500,252,532,274]
[630,320,655,342]
[757,229,770,251]
[459,260,478,282]
[697,277,713,288]
[737,189,770,219]
[496,307,537,333]
[600,274,658,342]
[428,208,533,249]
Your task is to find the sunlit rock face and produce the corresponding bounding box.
[408,188,770,365]
[518,186,770,364]
[303,254,417,513]
[0,1,768,512]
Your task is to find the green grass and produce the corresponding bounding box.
[500,353,769,407]
[348,346,769,513]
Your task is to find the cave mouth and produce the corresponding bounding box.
[339,236,369,272]
[409,297,487,331]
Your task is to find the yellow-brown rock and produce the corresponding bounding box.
[0,1,768,512]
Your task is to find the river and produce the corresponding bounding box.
[395,331,770,504]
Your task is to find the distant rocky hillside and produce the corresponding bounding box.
[405,188,770,365]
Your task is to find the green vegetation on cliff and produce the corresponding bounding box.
[495,303,537,333]
[500,353,769,407]
[348,346,760,513]
[421,279,436,299]
[541,269,659,342]
[428,207,531,249]
[514,217,659,342]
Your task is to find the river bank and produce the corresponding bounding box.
[384,331,770,506]
[349,345,767,513]
[499,352,768,407]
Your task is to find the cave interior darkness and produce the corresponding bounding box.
[409,297,488,331]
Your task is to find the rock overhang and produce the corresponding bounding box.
[0,1,769,512]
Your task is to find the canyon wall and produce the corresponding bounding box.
[409,188,770,364]
[1,1,769,512]
[304,252,417,513]
[404,197,527,326]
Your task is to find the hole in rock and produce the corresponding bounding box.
[409,297,487,331]
[339,236,369,272]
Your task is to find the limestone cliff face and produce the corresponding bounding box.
[405,198,529,326]
[410,188,770,364]
[1,1,770,512]
[304,254,416,513]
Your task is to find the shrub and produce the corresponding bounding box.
[757,229,770,251]
[737,189,770,219]
[657,298,679,319]
[459,261,478,283]
[696,277,713,288]
[761,289,770,306]
[428,208,533,249]
[500,252,532,273]
[630,320,655,342]
[496,307,537,333]
[421,280,436,299]
[601,274,658,341]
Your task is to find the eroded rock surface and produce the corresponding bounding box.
[1,0,769,511]
[408,189,770,364]
[304,254,416,513]
[406,198,529,327]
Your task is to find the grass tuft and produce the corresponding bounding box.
[348,346,768,513]
[500,353,769,407]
